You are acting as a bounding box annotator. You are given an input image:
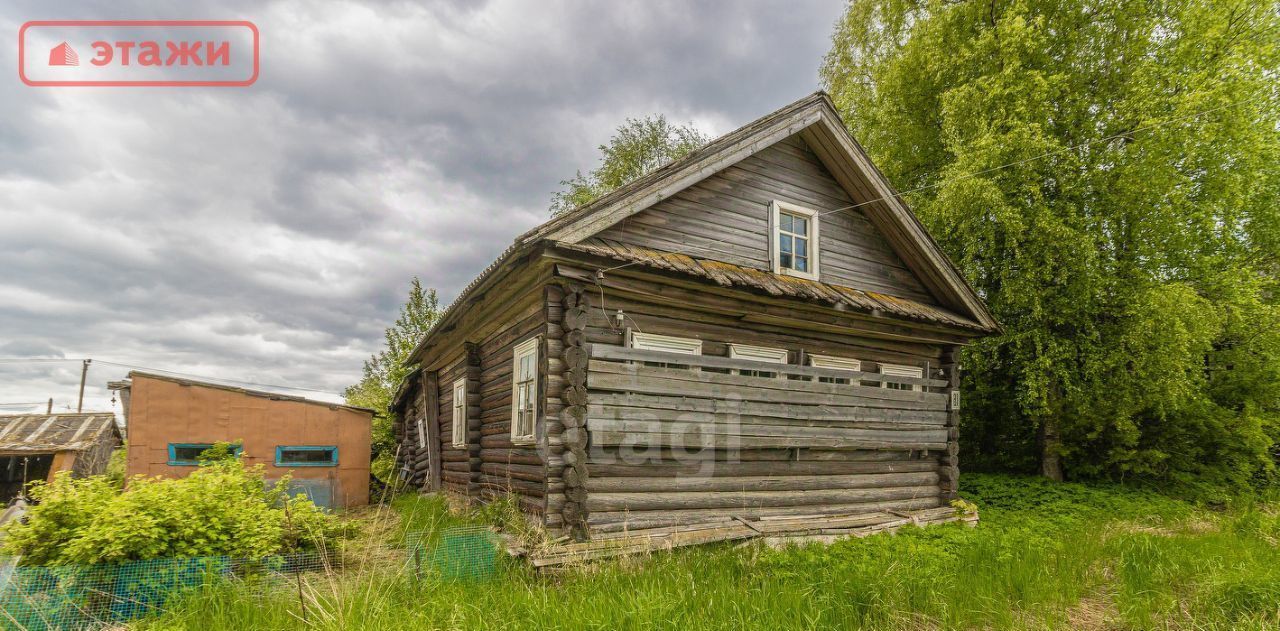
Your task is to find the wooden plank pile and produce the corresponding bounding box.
[526,506,976,568]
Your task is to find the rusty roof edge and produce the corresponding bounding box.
[126,371,375,416]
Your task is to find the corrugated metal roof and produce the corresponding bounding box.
[560,238,990,332]
[0,413,118,453]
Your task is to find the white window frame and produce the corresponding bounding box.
[728,343,787,378]
[810,354,861,384]
[416,417,426,450]
[809,354,862,372]
[451,377,467,449]
[510,337,539,444]
[769,200,820,281]
[880,363,923,392]
[627,330,702,355]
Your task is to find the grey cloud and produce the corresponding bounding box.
[0,0,842,413]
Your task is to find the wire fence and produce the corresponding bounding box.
[0,526,500,630]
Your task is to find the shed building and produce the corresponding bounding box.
[112,372,373,508]
[392,92,999,540]
[0,413,121,503]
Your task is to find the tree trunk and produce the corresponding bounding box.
[1039,416,1063,481]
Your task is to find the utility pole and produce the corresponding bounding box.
[77,359,91,413]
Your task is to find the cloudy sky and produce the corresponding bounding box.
[0,0,845,416]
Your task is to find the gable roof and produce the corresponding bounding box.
[523,91,996,331]
[0,413,119,453]
[407,92,997,365]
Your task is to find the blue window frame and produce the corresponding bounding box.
[168,443,241,466]
[275,445,339,467]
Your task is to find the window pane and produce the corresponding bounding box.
[794,216,807,234]
[780,234,792,253]
[780,252,793,268]
[780,213,793,233]
[278,448,337,465]
[172,445,209,462]
[795,255,808,272]
[795,237,807,257]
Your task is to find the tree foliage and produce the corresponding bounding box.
[344,278,441,478]
[1,460,339,565]
[823,0,1280,492]
[550,115,709,216]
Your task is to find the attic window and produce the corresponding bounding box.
[771,201,819,280]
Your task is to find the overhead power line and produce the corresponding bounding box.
[0,357,345,398]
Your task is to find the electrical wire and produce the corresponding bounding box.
[0,357,344,398]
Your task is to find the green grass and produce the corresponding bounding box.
[135,474,1280,630]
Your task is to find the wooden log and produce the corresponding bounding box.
[587,496,941,529]
[585,485,938,511]
[588,431,946,451]
[585,471,938,493]
[586,459,936,478]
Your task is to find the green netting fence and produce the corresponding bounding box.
[0,527,499,630]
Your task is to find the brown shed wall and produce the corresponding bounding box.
[124,374,371,508]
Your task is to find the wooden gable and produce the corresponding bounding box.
[594,134,935,304]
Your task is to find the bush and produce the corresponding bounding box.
[1,459,340,566]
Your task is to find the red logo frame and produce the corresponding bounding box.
[19,20,259,87]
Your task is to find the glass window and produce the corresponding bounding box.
[771,201,819,279]
[628,331,701,369]
[452,377,467,448]
[880,364,924,392]
[511,337,539,443]
[275,446,338,467]
[810,355,861,385]
[728,344,788,378]
[168,443,217,466]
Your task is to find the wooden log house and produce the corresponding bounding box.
[392,92,999,540]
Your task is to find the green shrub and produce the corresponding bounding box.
[0,459,340,566]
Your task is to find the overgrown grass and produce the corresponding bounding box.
[135,474,1280,630]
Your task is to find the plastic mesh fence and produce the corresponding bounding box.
[0,551,334,631]
[405,525,498,582]
[0,527,495,629]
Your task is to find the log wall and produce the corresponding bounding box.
[569,268,959,534]
[437,345,482,497]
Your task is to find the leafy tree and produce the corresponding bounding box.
[551,115,709,216]
[345,278,441,479]
[823,0,1280,491]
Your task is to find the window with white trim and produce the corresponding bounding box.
[770,201,819,280]
[451,377,467,448]
[510,337,539,444]
[880,363,923,391]
[728,343,787,378]
[810,354,861,385]
[628,330,701,369]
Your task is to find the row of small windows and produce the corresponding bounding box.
[628,332,924,391]
[167,443,338,467]
[479,327,923,448]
